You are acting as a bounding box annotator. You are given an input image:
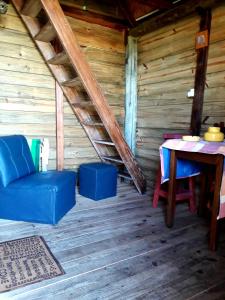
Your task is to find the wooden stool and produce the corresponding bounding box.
[152,133,196,213]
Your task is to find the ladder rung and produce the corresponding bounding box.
[82,122,104,127]
[21,0,42,17]
[48,51,69,65]
[102,156,124,164]
[35,21,56,42]
[93,140,115,146]
[118,172,133,181]
[72,102,94,108]
[62,77,80,88]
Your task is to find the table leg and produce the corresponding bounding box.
[209,155,224,251]
[166,150,177,227]
[198,168,208,217]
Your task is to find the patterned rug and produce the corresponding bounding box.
[0,235,64,293]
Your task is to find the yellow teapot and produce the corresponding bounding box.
[204,127,224,142]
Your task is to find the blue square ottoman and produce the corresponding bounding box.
[79,162,117,200]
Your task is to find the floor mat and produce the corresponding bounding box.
[0,235,64,293]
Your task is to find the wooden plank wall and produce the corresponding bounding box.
[67,16,125,127]
[0,4,125,170]
[137,3,225,190]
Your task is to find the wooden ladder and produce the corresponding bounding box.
[12,0,146,194]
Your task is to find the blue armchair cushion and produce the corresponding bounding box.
[0,170,76,224]
[0,135,35,187]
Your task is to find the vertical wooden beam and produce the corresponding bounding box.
[125,36,137,154]
[55,81,64,171]
[190,8,212,136]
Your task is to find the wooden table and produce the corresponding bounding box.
[166,149,224,251]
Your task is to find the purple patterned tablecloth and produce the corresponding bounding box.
[160,139,225,219]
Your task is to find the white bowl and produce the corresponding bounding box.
[182,135,200,142]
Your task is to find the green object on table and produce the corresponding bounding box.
[30,139,41,171]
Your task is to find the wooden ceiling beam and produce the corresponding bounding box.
[116,0,137,28]
[128,0,173,21]
[130,0,222,37]
[137,0,173,10]
[61,4,129,31]
[60,0,124,20]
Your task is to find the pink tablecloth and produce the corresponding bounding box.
[160,139,225,220]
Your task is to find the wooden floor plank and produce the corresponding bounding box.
[117,239,225,300]
[188,279,225,300]
[3,222,205,299]
[13,231,213,300]
[0,182,225,300]
[69,230,212,300]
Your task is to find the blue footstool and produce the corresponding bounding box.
[79,162,117,200]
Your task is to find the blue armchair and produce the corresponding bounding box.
[0,135,76,224]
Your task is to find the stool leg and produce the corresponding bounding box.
[153,166,161,208]
[189,177,196,213]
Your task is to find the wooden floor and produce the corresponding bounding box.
[1,182,225,300]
